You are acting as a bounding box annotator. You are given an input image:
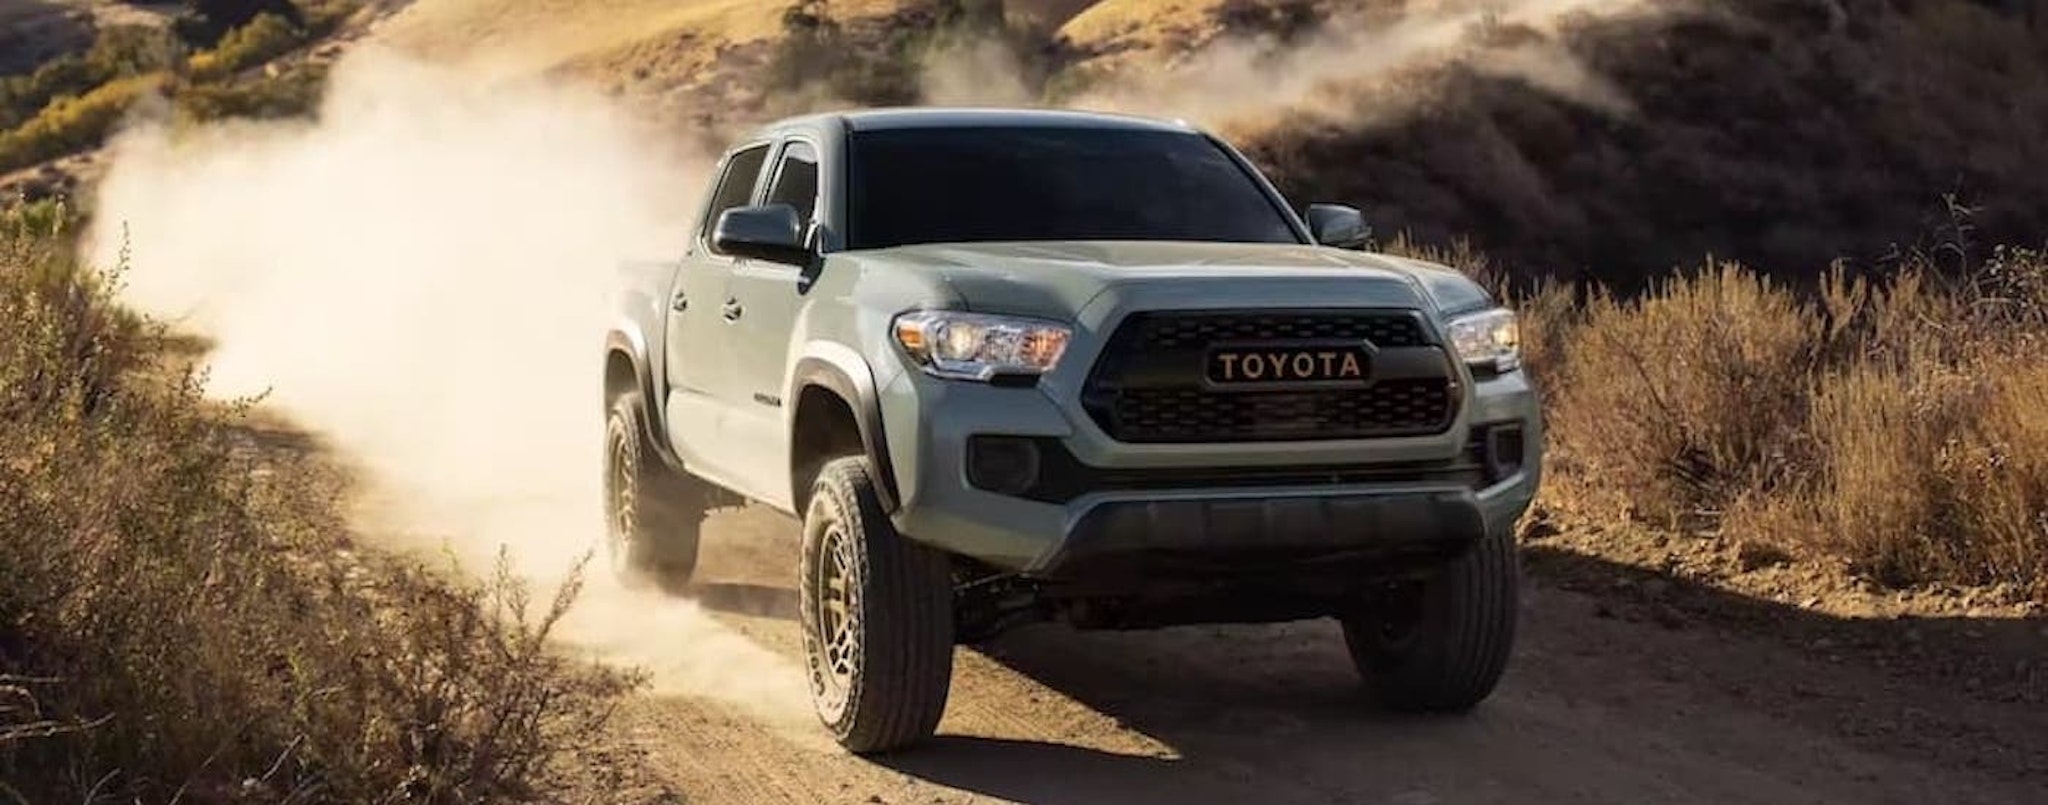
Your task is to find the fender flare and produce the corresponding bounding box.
[604,326,683,471]
[788,343,901,513]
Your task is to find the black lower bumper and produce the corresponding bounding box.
[1027,488,1488,596]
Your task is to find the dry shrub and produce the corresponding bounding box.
[1742,252,2048,593]
[1764,353,2048,591]
[1531,243,2048,598]
[0,216,639,802]
[1540,262,1819,527]
[1762,358,1974,580]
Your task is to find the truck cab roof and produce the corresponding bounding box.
[748,106,1201,143]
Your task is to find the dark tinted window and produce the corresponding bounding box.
[846,127,1302,249]
[765,141,820,224]
[702,143,770,254]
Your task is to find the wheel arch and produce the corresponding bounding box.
[604,326,682,470]
[788,346,901,514]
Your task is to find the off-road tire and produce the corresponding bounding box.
[602,393,706,594]
[1340,524,1519,712]
[798,456,954,754]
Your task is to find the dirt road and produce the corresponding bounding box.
[588,506,2047,805]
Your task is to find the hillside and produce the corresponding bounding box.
[1229,0,2048,286]
[511,0,2048,287]
[0,2,94,76]
[10,1,2048,284]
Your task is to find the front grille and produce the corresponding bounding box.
[1138,312,1429,350]
[1081,310,1460,443]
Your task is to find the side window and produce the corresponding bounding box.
[702,143,771,254]
[765,141,820,226]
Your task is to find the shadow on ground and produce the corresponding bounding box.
[877,736,1191,805]
[853,544,2048,804]
[634,500,2048,803]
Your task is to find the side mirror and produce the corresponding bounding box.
[713,204,811,265]
[1305,203,1371,250]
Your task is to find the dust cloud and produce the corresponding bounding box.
[82,43,819,732]
[1058,0,1657,130]
[920,37,1039,107]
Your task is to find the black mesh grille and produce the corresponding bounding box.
[1082,310,1458,443]
[1137,313,1427,350]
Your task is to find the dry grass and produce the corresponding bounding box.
[1541,262,1821,528]
[1506,241,2048,600]
[0,208,641,802]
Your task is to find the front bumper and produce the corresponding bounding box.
[878,360,1544,579]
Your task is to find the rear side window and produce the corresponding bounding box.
[765,141,821,226]
[702,143,771,254]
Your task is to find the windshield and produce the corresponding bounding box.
[845,126,1305,250]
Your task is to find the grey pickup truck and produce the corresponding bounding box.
[602,107,1542,753]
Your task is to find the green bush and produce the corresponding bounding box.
[0,197,81,240]
[0,5,344,173]
[189,12,308,81]
[0,26,180,130]
[178,0,306,46]
[764,0,1022,109]
[177,63,328,123]
[0,74,163,175]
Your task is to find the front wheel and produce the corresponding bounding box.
[602,393,707,594]
[799,456,955,754]
[1340,524,1520,712]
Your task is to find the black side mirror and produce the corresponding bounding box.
[713,204,811,265]
[1305,203,1372,250]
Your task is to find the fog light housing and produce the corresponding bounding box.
[1483,423,1526,483]
[967,436,1042,496]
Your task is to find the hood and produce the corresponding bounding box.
[854,241,1490,321]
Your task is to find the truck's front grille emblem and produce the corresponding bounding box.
[1081,310,1459,443]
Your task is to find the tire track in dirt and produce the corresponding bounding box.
[612,506,2045,805]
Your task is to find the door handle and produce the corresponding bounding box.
[721,299,743,322]
[671,292,688,311]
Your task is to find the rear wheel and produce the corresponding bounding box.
[799,456,954,754]
[602,393,706,594]
[1340,525,1520,712]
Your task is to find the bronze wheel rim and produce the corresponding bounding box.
[604,424,637,576]
[807,519,858,717]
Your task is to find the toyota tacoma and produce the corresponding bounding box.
[601,108,1542,753]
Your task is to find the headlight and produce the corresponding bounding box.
[1446,308,1521,373]
[892,311,1073,381]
